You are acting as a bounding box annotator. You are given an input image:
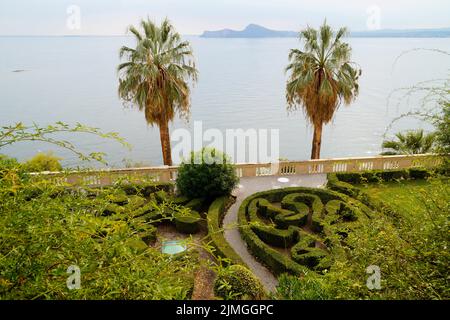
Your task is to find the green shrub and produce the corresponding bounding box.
[120,182,173,196]
[291,232,330,271]
[102,203,126,216]
[207,197,245,265]
[327,179,360,198]
[176,148,239,199]
[185,198,205,212]
[0,155,21,173]
[251,224,298,248]
[124,195,146,211]
[22,152,63,172]
[106,192,128,206]
[409,167,430,180]
[274,212,308,229]
[138,228,157,245]
[335,172,362,184]
[173,209,201,234]
[332,168,432,185]
[276,273,334,300]
[380,169,408,181]
[214,265,266,300]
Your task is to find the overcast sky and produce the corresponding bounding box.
[1,0,449,36]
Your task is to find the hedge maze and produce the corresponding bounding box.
[238,187,374,275]
[63,183,206,250]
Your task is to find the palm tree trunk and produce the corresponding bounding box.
[311,122,323,159]
[159,120,172,166]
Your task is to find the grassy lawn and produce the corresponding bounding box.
[358,179,449,215]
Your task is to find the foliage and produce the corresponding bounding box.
[275,273,333,300]
[0,173,200,299]
[0,154,20,170]
[434,101,450,154]
[286,20,361,159]
[0,122,129,164]
[118,18,198,166]
[207,197,245,266]
[275,179,449,299]
[381,129,436,155]
[328,168,434,186]
[238,187,368,276]
[386,49,449,158]
[214,265,266,300]
[22,152,63,172]
[176,148,239,199]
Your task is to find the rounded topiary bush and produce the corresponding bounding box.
[214,265,266,300]
[176,148,239,199]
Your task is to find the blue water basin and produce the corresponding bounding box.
[162,240,187,255]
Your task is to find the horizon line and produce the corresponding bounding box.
[1,25,450,38]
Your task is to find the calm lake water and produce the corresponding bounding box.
[1,36,449,167]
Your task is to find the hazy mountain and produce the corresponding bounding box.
[200,24,450,38]
[201,24,297,38]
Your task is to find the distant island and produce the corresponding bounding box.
[201,24,297,38]
[200,24,450,38]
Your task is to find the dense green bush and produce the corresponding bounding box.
[22,152,63,172]
[214,265,266,300]
[0,155,20,171]
[176,148,239,199]
[408,167,430,180]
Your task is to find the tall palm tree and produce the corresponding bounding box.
[381,129,436,155]
[286,21,361,159]
[118,18,198,166]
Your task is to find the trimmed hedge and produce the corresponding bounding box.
[251,224,298,248]
[238,191,314,276]
[238,187,370,276]
[119,181,174,196]
[173,210,201,234]
[328,167,432,185]
[290,231,331,271]
[247,198,299,247]
[207,197,245,266]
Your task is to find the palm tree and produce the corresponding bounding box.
[381,129,436,155]
[286,21,361,159]
[118,18,198,166]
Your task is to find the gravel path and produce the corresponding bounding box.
[222,174,327,292]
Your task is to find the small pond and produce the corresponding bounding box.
[161,240,187,255]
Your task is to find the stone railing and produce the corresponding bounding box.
[29,154,444,187]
